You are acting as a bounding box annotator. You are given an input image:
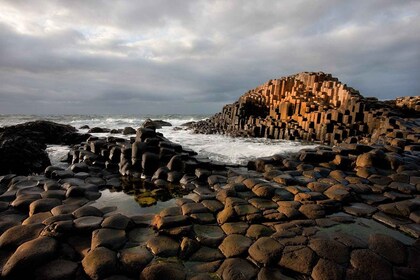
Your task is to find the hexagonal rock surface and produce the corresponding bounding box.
[146,235,179,257]
[194,224,225,247]
[101,213,131,229]
[74,216,103,231]
[29,198,61,216]
[91,228,127,250]
[140,260,186,280]
[349,249,392,280]
[311,258,345,280]
[72,205,103,218]
[82,246,118,280]
[1,236,58,278]
[248,237,284,265]
[279,245,317,275]
[33,259,79,280]
[0,223,44,249]
[246,224,274,239]
[343,203,377,217]
[216,258,258,280]
[309,237,349,264]
[257,267,295,280]
[127,227,155,245]
[119,245,154,276]
[219,234,252,258]
[368,233,407,265]
[221,222,249,235]
[299,204,325,219]
[188,246,224,262]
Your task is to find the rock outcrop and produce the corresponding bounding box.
[188,72,420,145]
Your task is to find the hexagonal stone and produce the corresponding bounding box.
[311,258,345,280]
[216,258,258,280]
[343,203,377,217]
[34,259,79,280]
[82,247,117,280]
[221,222,249,235]
[29,198,61,216]
[127,227,155,245]
[248,237,284,265]
[141,260,186,280]
[246,224,274,239]
[182,203,208,215]
[0,223,44,249]
[248,198,278,210]
[72,206,103,218]
[234,204,260,216]
[279,246,317,275]
[74,216,103,231]
[201,199,224,212]
[219,234,252,258]
[194,224,225,247]
[22,212,52,225]
[349,249,392,280]
[257,267,295,280]
[368,234,407,265]
[101,213,131,229]
[146,235,179,257]
[119,245,153,276]
[189,246,224,262]
[309,237,349,264]
[1,237,58,278]
[91,228,126,250]
[299,204,325,219]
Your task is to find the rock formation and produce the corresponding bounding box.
[189,72,420,145]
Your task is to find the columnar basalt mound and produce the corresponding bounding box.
[189,72,420,145]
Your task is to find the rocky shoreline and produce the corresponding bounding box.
[0,72,419,279]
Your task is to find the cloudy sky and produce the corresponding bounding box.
[0,0,419,115]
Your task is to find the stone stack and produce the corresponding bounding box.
[190,72,420,145]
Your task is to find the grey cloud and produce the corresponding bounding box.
[0,0,419,114]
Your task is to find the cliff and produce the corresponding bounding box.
[190,72,420,145]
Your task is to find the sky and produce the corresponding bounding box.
[0,0,419,115]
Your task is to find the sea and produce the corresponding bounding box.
[0,114,317,215]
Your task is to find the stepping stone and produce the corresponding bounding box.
[51,204,79,216]
[82,247,117,280]
[91,228,126,250]
[372,212,410,228]
[368,234,407,265]
[299,204,325,219]
[22,212,52,225]
[311,258,345,280]
[74,216,103,231]
[248,198,278,210]
[343,203,377,217]
[180,237,200,259]
[184,260,222,274]
[258,267,294,280]
[248,237,284,265]
[221,222,249,235]
[246,224,274,239]
[72,205,103,218]
[29,198,61,216]
[189,246,224,262]
[219,234,252,258]
[216,258,258,280]
[234,204,260,216]
[141,260,186,280]
[0,223,44,249]
[201,200,224,212]
[146,235,179,257]
[101,213,131,229]
[194,224,225,247]
[1,237,58,278]
[182,203,208,215]
[190,213,216,224]
[349,249,392,280]
[119,246,154,276]
[309,237,349,264]
[34,259,79,280]
[40,190,66,200]
[152,215,189,230]
[279,245,317,275]
[159,206,182,217]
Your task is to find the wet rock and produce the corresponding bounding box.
[152,215,189,230]
[1,236,58,278]
[0,223,44,249]
[182,203,208,215]
[309,237,349,264]
[82,246,118,280]
[248,236,284,265]
[343,203,377,217]
[368,233,407,265]
[22,211,52,225]
[74,216,103,231]
[299,204,325,219]
[140,260,186,280]
[311,258,345,280]
[248,198,278,210]
[216,258,258,280]
[33,259,79,280]
[221,222,249,235]
[101,213,131,230]
[72,205,103,218]
[219,234,252,258]
[119,246,153,276]
[349,249,392,280]
[180,237,200,259]
[51,204,80,215]
[127,227,155,245]
[194,224,225,247]
[91,228,126,250]
[189,246,224,262]
[29,198,61,216]
[279,245,317,275]
[201,199,224,212]
[246,224,274,239]
[146,235,179,257]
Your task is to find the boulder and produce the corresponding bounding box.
[82,247,118,280]
[140,261,186,280]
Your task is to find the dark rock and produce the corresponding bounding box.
[1,236,58,278]
[248,237,284,265]
[349,249,392,280]
[72,205,103,218]
[311,258,345,280]
[194,224,225,247]
[140,260,186,280]
[279,245,317,275]
[101,213,131,230]
[309,237,349,264]
[216,258,258,280]
[29,198,61,216]
[257,267,294,280]
[189,246,224,262]
[119,246,153,276]
[368,233,407,265]
[74,216,103,231]
[82,246,118,280]
[91,228,126,250]
[123,127,136,135]
[88,127,110,133]
[146,235,179,257]
[219,234,252,258]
